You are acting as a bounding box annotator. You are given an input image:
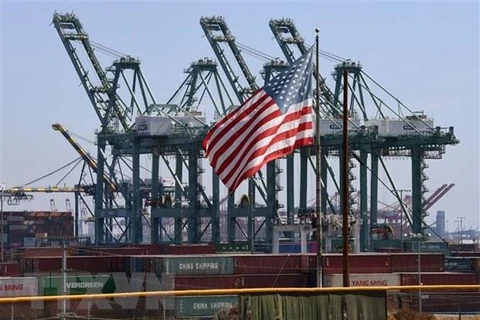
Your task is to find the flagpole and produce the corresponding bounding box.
[342,68,351,287]
[315,28,323,288]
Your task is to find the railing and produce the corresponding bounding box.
[0,285,478,319]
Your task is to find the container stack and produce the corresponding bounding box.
[7,245,480,317]
[129,253,310,290]
[2,211,74,249]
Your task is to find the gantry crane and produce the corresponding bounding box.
[201,16,297,245]
[53,12,159,243]
[51,123,129,241]
[147,57,238,244]
[53,12,223,245]
[374,183,455,238]
[268,18,458,251]
[268,18,369,250]
[48,13,459,250]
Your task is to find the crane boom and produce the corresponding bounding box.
[269,18,339,116]
[52,13,129,132]
[422,184,447,208]
[200,16,258,103]
[52,123,117,192]
[423,183,455,212]
[5,187,86,193]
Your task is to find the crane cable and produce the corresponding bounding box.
[19,157,83,187]
[90,40,129,59]
[236,41,346,64]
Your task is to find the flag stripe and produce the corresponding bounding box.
[203,89,267,151]
[203,46,315,193]
[232,136,314,192]
[222,107,312,189]
[226,112,313,190]
[207,95,276,169]
[219,104,311,183]
[205,93,273,165]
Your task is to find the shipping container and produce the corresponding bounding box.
[175,295,237,317]
[40,274,112,296]
[174,273,308,290]
[89,247,149,256]
[390,253,444,272]
[376,247,402,253]
[240,273,308,288]
[234,254,303,274]
[22,256,61,273]
[23,237,37,247]
[400,272,478,285]
[19,247,65,258]
[174,274,240,290]
[277,242,317,254]
[9,225,28,231]
[324,273,400,287]
[300,254,316,273]
[8,216,24,223]
[0,263,20,277]
[68,255,125,273]
[403,241,449,254]
[451,251,480,257]
[130,256,155,273]
[445,257,480,273]
[449,243,479,252]
[22,255,128,274]
[0,277,37,297]
[323,253,391,274]
[167,244,216,255]
[155,255,235,276]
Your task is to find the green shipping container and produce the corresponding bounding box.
[40,274,113,296]
[176,295,237,317]
[404,241,449,253]
[155,255,235,276]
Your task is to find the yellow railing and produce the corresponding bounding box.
[0,285,478,319]
[0,284,479,303]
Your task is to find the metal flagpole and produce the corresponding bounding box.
[315,28,323,288]
[342,68,350,287]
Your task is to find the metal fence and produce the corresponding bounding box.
[0,285,478,320]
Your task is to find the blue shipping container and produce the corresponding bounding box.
[444,257,477,273]
[279,242,317,253]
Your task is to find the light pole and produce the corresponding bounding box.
[417,234,422,313]
[396,189,410,252]
[410,232,426,313]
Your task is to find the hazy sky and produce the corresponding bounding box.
[1,1,479,233]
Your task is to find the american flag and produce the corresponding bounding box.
[203,47,315,193]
